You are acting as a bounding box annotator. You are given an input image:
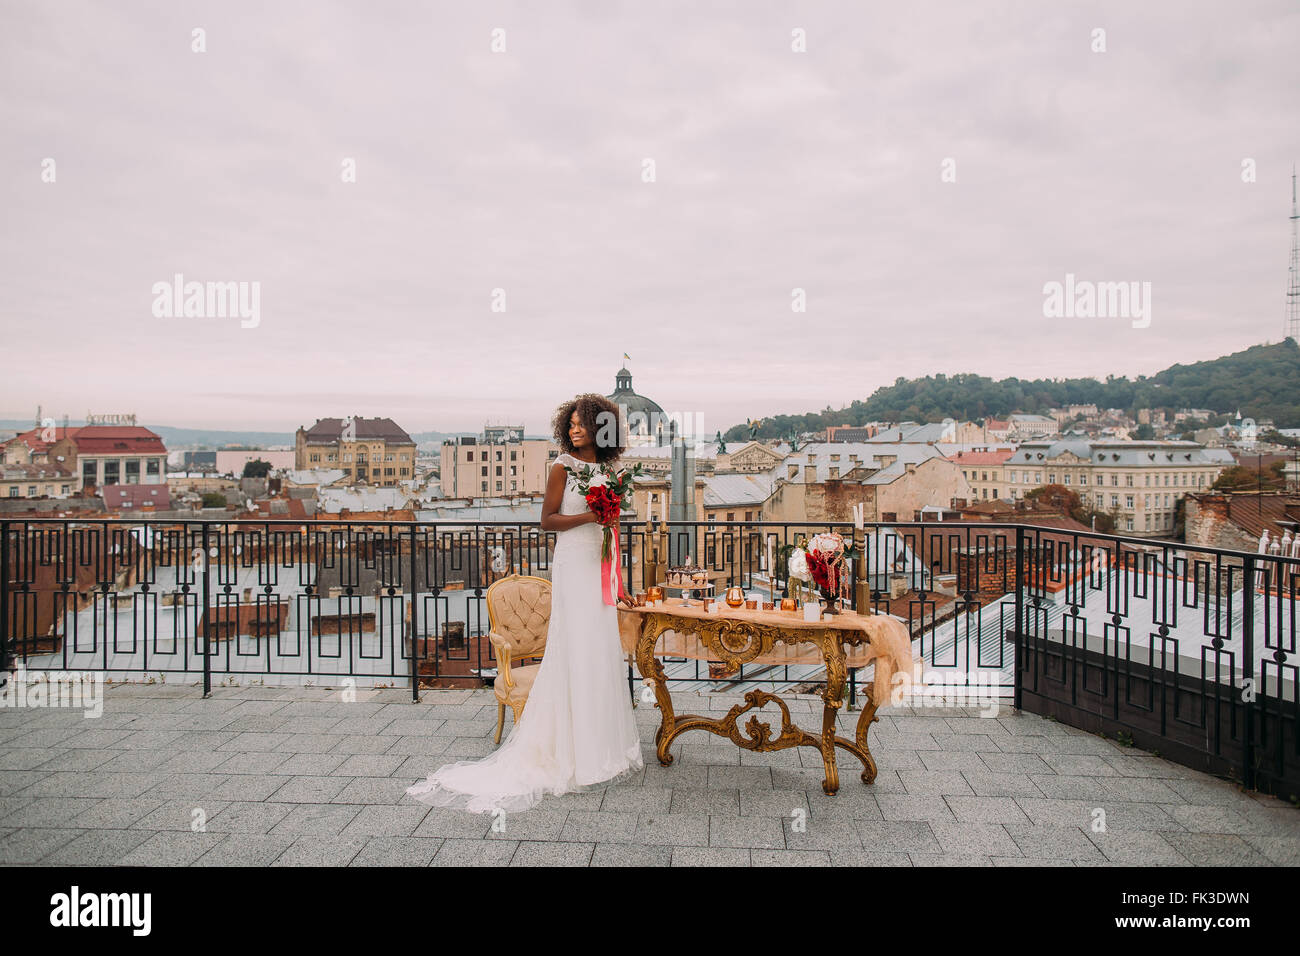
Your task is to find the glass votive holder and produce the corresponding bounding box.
[762,601,775,611]
[635,593,646,606]
[780,598,797,612]
[744,599,758,610]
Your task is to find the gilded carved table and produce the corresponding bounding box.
[616,603,912,796]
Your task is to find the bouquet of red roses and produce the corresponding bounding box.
[564,460,643,560]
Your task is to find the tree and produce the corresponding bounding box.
[1211,462,1286,492]
[200,492,228,508]
[1024,483,1081,515]
[242,459,272,478]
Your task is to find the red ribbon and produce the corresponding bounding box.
[601,522,631,606]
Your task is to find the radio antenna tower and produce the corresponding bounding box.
[1288,164,1300,342]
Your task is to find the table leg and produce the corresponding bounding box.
[819,641,846,795]
[635,617,676,766]
[853,697,880,784]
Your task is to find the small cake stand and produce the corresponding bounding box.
[664,580,714,608]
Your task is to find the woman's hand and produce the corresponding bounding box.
[617,594,636,608]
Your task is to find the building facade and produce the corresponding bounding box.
[440,435,554,497]
[295,417,416,487]
[1006,439,1233,536]
[951,449,1015,502]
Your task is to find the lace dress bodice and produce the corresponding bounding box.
[552,452,602,560]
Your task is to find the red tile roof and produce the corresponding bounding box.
[301,417,414,444]
[244,497,310,519]
[951,450,1015,466]
[4,426,79,456]
[102,483,171,510]
[71,426,167,455]
[1200,492,1300,542]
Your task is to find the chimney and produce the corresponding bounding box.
[788,464,799,480]
[803,464,817,483]
[1198,494,1230,519]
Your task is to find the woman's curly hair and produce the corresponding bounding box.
[551,393,625,464]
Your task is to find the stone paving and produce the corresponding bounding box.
[0,681,1296,866]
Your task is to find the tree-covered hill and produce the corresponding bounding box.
[724,339,1300,441]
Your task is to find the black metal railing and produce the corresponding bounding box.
[2,517,1296,795]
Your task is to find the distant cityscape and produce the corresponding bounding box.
[3,360,1298,556]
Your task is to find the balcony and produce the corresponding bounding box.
[1,516,1297,866]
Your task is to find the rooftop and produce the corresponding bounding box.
[1,681,1293,866]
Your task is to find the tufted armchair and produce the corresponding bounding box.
[485,574,553,744]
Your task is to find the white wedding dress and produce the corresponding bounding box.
[405,452,644,814]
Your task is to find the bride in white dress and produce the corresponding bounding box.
[405,395,644,814]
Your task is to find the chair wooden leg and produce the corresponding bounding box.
[494,702,505,744]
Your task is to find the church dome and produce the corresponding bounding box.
[607,367,667,445]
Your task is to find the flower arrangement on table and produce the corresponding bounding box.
[563,458,644,605]
[780,532,860,613]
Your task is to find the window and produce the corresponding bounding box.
[1079,474,1087,485]
[481,481,488,492]
[1048,473,1056,484]
[465,451,474,461]
[1126,495,1134,509]
[1126,518,1133,531]
[495,466,502,476]
[1125,475,1133,487]
[511,451,517,461]
[1063,474,1071,485]
[496,451,502,461]
[481,466,488,476]
[993,488,999,498]
[1111,475,1119,486]
[1110,494,1119,508]
[744,511,752,521]
[1035,471,1042,482]
[726,512,735,521]
[496,481,502,491]
[983,471,989,481]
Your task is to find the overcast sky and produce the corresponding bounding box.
[2,0,1298,437]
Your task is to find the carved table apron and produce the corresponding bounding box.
[623,605,906,796]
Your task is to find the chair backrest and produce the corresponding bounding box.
[486,574,552,659]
